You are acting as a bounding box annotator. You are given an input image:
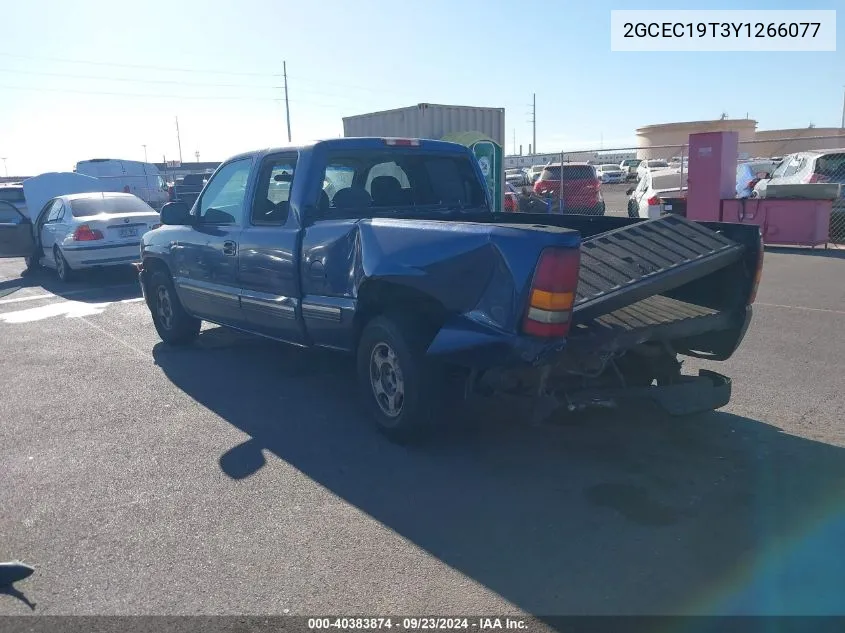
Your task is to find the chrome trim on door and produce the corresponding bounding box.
[240,291,297,318]
[301,302,342,322]
[174,277,239,301]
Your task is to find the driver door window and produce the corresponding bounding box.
[197,159,252,225]
[251,155,297,226]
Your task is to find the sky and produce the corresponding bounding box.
[1,0,843,176]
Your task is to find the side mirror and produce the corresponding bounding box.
[159,202,192,225]
[626,187,634,195]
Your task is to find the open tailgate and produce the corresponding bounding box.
[573,215,744,323]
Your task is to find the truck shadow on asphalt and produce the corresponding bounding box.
[152,327,845,616]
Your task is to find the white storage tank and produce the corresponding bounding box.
[343,103,505,147]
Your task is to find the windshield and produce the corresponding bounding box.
[651,172,688,190]
[71,194,156,217]
[815,153,845,179]
[541,165,596,180]
[622,159,641,167]
[647,160,669,168]
[600,164,620,170]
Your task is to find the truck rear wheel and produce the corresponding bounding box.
[356,314,445,443]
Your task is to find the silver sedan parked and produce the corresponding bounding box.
[0,192,160,281]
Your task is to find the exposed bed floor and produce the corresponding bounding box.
[569,294,733,348]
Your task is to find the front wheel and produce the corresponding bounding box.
[356,314,445,443]
[627,200,639,218]
[147,270,201,345]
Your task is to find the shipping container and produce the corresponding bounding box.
[342,103,505,148]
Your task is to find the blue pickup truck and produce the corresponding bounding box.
[137,137,764,441]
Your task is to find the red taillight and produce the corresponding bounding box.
[384,138,420,146]
[807,173,830,183]
[72,225,104,241]
[647,195,661,206]
[749,230,764,304]
[522,248,580,338]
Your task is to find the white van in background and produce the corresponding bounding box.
[74,159,168,210]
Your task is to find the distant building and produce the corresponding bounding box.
[504,150,636,169]
[636,119,845,159]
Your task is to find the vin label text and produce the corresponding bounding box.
[610,10,836,51]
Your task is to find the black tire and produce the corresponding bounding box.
[147,270,201,345]
[356,314,446,443]
[593,202,606,216]
[53,246,74,282]
[24,250,41,273]
[627,200,639,219]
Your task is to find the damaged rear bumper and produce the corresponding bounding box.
[540,369,732,417]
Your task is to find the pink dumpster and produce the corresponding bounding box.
[685,131,834,247]
[719,198,832,247]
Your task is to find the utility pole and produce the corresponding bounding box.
[532,93,536,157]
[841,86,845,129]
[283,61,292,143]
[142,144,148,162]
[175,116,183,164]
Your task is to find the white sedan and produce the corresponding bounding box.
[0,191,160,281]
[627,169,688,219]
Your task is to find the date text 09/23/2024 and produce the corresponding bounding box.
[307,618,528,631]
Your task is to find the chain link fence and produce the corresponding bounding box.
[506,134,845,245]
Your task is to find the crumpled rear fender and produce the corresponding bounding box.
[426,313,567,369]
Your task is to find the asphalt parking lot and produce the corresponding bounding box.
[1,248,844,616]
[602,182,633,216]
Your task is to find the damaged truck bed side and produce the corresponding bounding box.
[139,138,763,442]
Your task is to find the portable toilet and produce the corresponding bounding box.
[441,131,503,212]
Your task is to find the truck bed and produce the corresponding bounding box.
[573,215,744,322]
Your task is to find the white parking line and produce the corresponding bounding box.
[756,302,845,316]
[0,283,139,305]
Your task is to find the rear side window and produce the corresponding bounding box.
[71,195,155,217]
[319,150,487,214]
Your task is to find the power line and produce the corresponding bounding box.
[0,51,283,77]
[0,83,360,109]
[0,67,279,89]
[0,84,277,101]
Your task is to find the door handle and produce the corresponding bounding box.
[222,240,237,256]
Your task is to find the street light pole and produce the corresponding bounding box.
[142,144,148,162]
